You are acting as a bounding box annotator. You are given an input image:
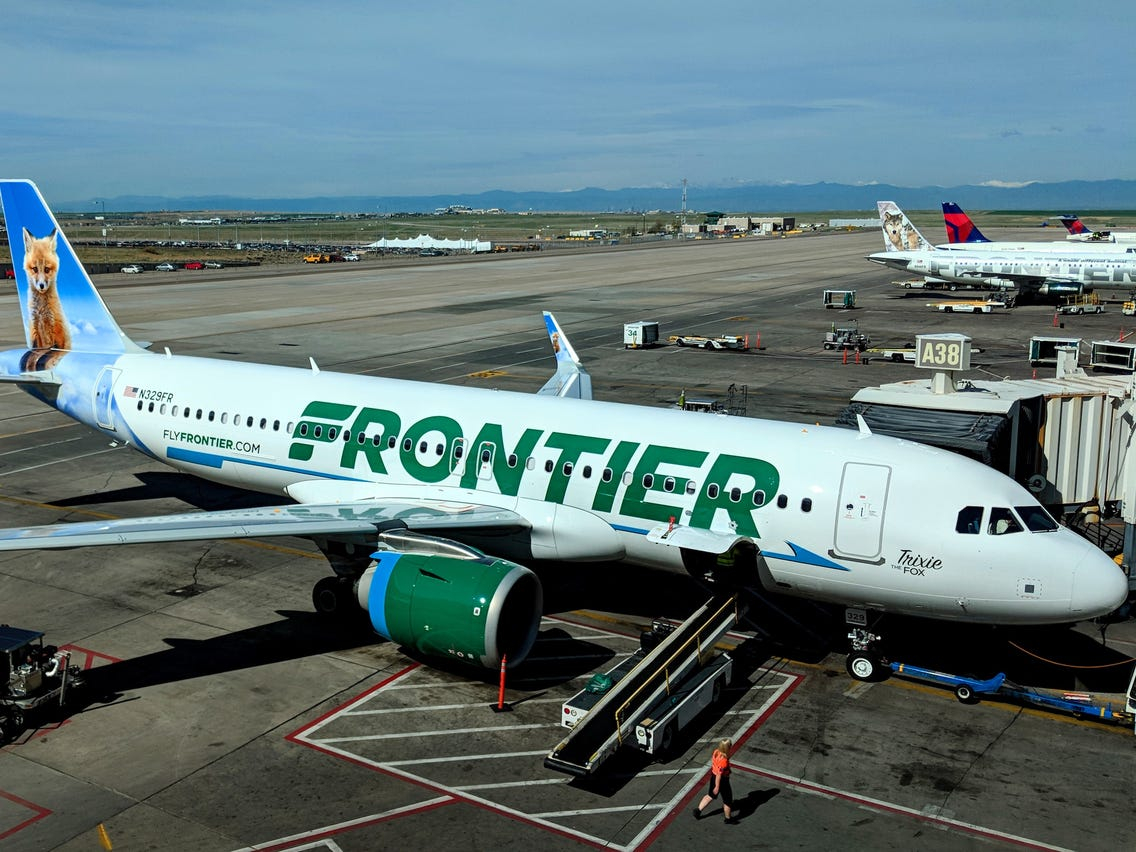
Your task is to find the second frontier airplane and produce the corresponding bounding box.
[0,180,1127,682]
[870,201,1136,298]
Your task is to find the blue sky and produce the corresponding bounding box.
[4,1,1133,201]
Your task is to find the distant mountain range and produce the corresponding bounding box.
[65,179,1136,215]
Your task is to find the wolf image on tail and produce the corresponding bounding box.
[21,227,71,370]
[882,210,920,251]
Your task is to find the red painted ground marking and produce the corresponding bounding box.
[0,789,52,842]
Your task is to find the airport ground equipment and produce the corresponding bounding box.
[927,299,1008,313]
[822,289,857,309]
[1089,340,1136,372]
[822,322,870,351]
[0,625,85,743]
[1028,336,1082,366]
[668,333,750,351]
[865,346,916,363]
[888,661,1136,732]
[1058,294,1105,315]
[634,653,732,753]
[623,321,660,349]
[1123,301,1136,316]
[545,594,740,777]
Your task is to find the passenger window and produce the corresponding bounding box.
[481,449,491,464]
[246,416,253,427]
[507,453,518,468]
[686,481,697,495]
[298,423,307,436]
[273,420,280,431]
[160,404,167,415]
[221,413,228,425]
[328,427,338,440]
[196,409,203,419]
[137,400,143,410]
[418,440,427,454]
[956,506,983,534]
[208,411,215,422]
[357,432,366,444]
[344,431,352,442]
[259,417,267,429]
[454,444,464,459]
[563,462,573,476]
[642,474,654,489]
[707,483,720,499]
[663,476,674,492]
[545,460,554,473]
[314,425,323,438]
[148,402,155,412]
[583,465,592,479]
[435,443,443,456]
[402,438,412,452]
[602,468,613,483]
[526,457,536,471]
[988,507,1023,535]
[752,490,766,506]
[172,405,179,416]
[388,436,397,449]
[801,498,812,512]
[729,487,742,503]
[776,494,788,509]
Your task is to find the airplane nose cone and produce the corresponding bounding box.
[1070,543,1129,619]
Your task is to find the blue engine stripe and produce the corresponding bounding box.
[165,446,368,481]
[366,552,401,640]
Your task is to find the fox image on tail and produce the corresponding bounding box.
[21,227,71,370]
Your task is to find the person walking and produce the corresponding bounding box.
[693,738,735,823]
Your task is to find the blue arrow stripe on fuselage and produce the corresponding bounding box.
[764,542,851,572]
[166,447,369,481]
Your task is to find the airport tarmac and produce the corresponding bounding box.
[1,230,1134,851]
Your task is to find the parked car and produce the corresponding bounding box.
[204,261,223,269]
[184,261,204,270]
[121,264,143,274]
[343,253,359,261]
[156,262,176,271]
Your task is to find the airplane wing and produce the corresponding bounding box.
[0,499,529,551]
[537,311,593,400]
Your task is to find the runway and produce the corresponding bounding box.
[1,231,1133,851]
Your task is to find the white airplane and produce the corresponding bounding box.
[941,202,1132,254]
[1060,214,1136,244]
[870,201,1136,298]
[0,180,1127,682]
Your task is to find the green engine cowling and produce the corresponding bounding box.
[356,549,542,669]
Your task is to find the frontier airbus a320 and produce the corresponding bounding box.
[0,180,1126,681]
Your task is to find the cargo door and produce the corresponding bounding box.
[833,462,891,563]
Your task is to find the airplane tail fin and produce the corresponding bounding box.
[876,201,935,252]
[941,202,989,244]
[1059,215,1091,237]
[0,179,142,358]
[537,312,593,400]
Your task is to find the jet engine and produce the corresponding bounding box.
[1037,282,1084,297]
[355,532,542,669]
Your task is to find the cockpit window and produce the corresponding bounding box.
[956,506,983,534]
[988,507,1023,535]
[1015,505,1059,532]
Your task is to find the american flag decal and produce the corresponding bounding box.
[124,386,138,398]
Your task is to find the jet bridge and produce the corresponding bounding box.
[544,593,741,777]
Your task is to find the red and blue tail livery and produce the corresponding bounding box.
[942,202,990,244]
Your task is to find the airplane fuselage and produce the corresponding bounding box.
[66,348,1122,626]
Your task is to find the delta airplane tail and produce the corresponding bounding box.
[0,180,143,376]
[1059,214,1091,237]
[876,201,935,252]
[941,202,990,244]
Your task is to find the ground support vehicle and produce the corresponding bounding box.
[546,594,740,776]
[668,333,750,351]
[1,626,85,743]
[623,321,660,349]
[888,660,1136,731]
[822,289,856,309]
[865,347,915,363]
[928,299,1007,313]
[1058,294,1104,315]
[1123,301,1136,316]
[822,323,870,351]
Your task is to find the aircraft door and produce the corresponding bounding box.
[93,366,120,431]
[832,462,891,563]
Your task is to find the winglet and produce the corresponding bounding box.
[877,201,935,252]
[537,312,593,400]
[941,202,989,244]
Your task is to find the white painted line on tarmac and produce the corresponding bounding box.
[736,763,1074,852]
[0,436,86,457]
[345,697,564,715]
[0,446,123,477]
[382,749,549,766]
[533,804,668,818]
[230,796,453,852]
[314,723,555,744]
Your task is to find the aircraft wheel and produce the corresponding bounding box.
[955,684,980,704]
[846,652,883,682]
[312,576,346,615]
[944,306,953,312]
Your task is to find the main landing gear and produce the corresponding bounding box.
[845,627,889,682]
[312,576,356,615]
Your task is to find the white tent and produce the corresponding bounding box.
[365,233,492,253]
